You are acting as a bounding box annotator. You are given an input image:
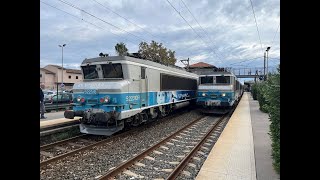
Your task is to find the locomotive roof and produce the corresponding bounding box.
[82,56,198,78]
[198,71,236,76]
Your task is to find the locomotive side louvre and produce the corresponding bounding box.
[65,56,199,135]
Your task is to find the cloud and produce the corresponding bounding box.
[41,0,280,71]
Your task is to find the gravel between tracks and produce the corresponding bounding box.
[116,116,219,179]
[41,110,203,180]
[176,117,229,180]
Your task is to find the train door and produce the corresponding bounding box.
[140,67,148,108]
[233,77,237,101]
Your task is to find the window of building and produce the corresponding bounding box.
[76,76,78,79]
[69,75,71,79]
[40,74,42,78]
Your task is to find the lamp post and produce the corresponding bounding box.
[266,47,271,80]
[263,52,266,80]
[57,44,66,111]
[59,44,66,89]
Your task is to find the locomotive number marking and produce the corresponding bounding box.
[126,95,140,101]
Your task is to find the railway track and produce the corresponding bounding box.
[97,113,230,180]
[40,134,108,167]
[44,103,72,112]
[40,109,192,168]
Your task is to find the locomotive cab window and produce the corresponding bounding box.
[215,76,231,84]
[101,63,123,79]
[82,65,99,79]
[200,76,213,84]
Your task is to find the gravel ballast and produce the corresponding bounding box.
[41,109,203,179]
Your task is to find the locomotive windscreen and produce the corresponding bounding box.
[216,76,231,84]
[101,63,123,79]
[200,76,213,84]
[82,65,99,79]
[82,63,123,79]
[161,73,197,91]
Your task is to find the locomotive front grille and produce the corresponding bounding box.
[210,94,217,98]
[88,99,98,104]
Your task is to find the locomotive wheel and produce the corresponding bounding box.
[131,114,141,127]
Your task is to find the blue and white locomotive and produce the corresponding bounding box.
[196,69,243,114]
[64,55,198,135]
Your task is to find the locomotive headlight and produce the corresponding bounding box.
[104,96,110,103]
[221,93,226,97]
[100,96,110,103]
[80,97,86,103]
[77,96,81,102]
[202,93,206,96]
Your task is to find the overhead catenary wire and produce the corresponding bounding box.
[228,56,264,66]
[249,0,264,53]
[42,0,201,63]
[271,23,280,47]
[91,0,163,42]
[41,0,138,45]
[179,0,224,60]
[41,1,102,29]
[232,57,280,68]
[165,0,223,63]
[59,0,199,60]
[57,0,146,42]
[43,0,279,69]
[93,0,198,62]
[90,0,193,56]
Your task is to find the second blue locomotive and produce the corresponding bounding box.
[196,69,243,114]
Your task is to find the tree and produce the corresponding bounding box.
[138,40,177,65]
[115,42,128,56]
[264,65,280,174]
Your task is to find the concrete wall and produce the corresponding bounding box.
[41,65,83,90]
[64,72,82,83]
[40,70,56,90]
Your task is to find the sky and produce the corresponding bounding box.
[40,0,280,74]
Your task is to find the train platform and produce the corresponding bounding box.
[40,117,81,129]
[40,117,81,137]
[196,92,279,180]
[249,93,280,180]
[40,111,65,121]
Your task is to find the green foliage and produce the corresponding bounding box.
[264,66,280,174]
[252,82,269,112]
[138,40,177,65]
[251,84,258,100]
[252,65,280,174]
[115,42,129,56]
[257,82,269,113]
